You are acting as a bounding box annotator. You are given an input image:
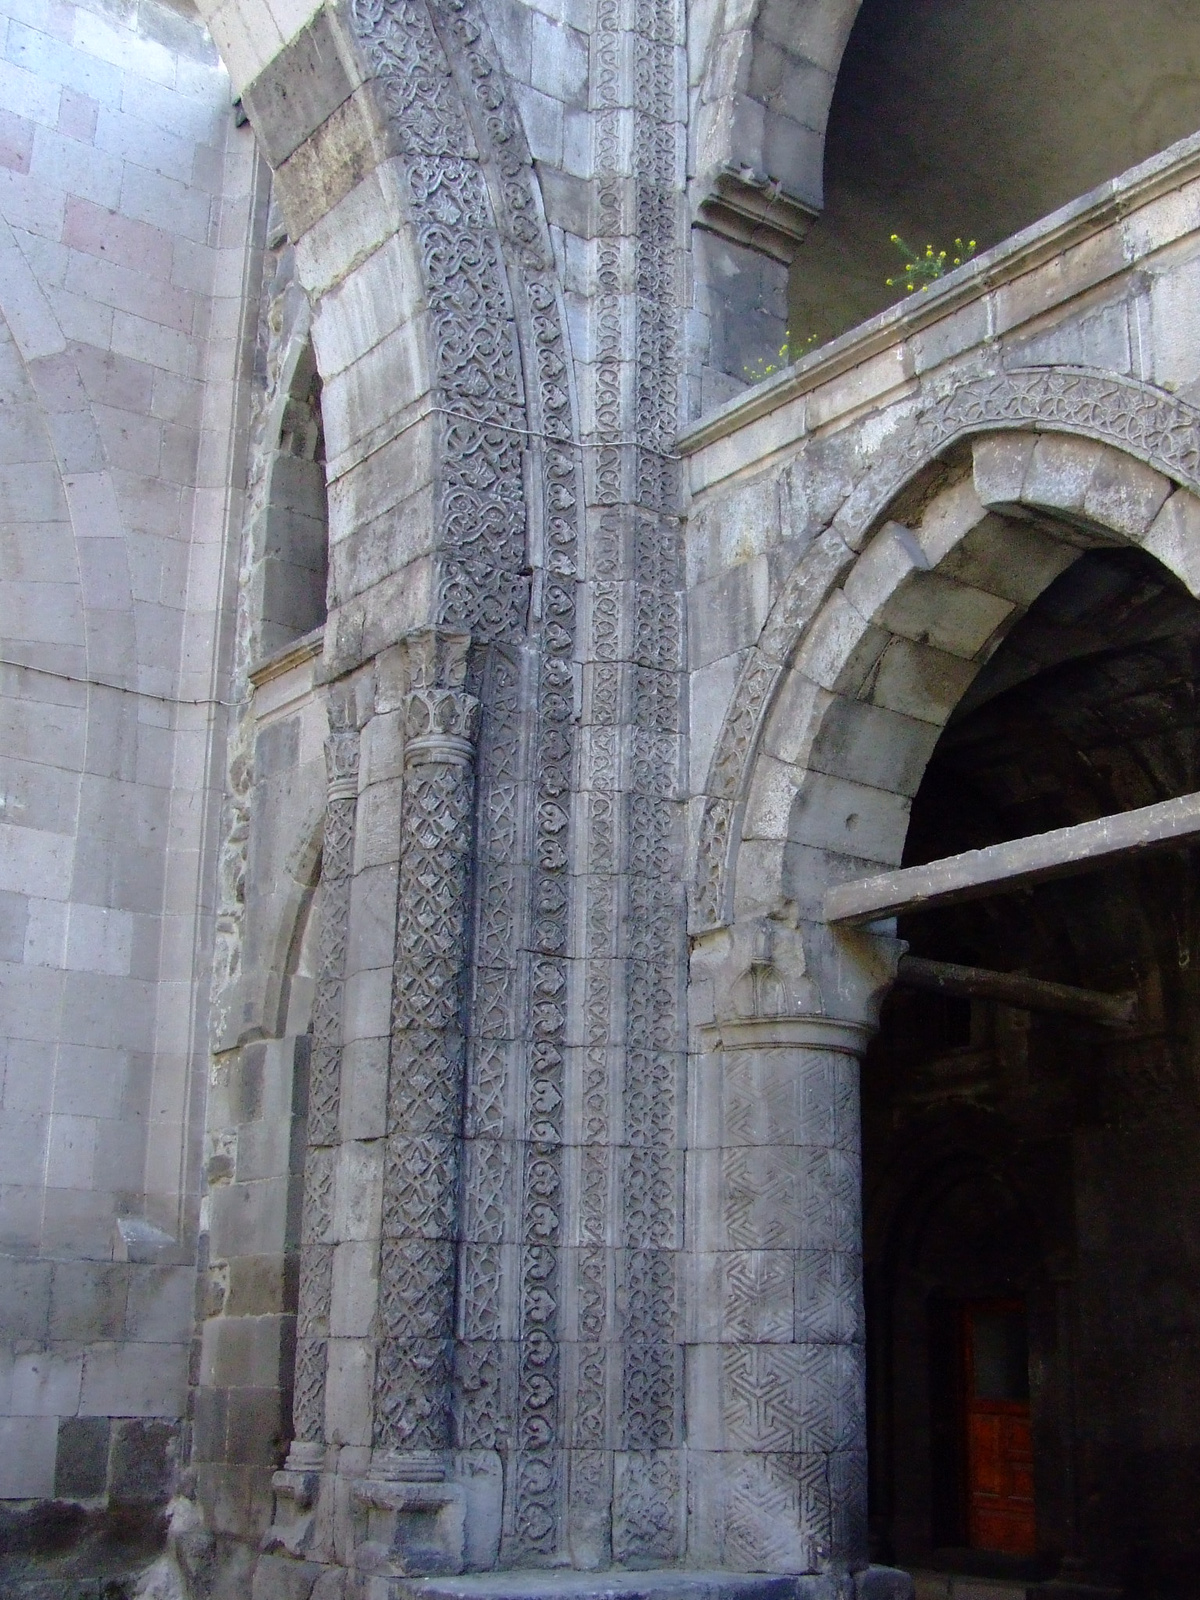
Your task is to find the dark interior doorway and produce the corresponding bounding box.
[961,1300,1036,1557]
[862,545,1200,1596]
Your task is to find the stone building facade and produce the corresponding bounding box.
[5,0,1200,1596]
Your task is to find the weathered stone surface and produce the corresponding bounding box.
[9,0,1200,1595]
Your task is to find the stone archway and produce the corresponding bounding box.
[692,0,864,227]
[192,0,590,1572]
[686,404,1200,1573]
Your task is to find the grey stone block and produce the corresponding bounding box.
[234,1039,268,1122]
[49,1259,129,1340]
[0,1253,52,1339]
[241,11,359,170]
[0,889,28,961]
[54,1415,111,1498]
[109,1417,177,1505]
[125,1264,196,1342]
[256,718,301,780]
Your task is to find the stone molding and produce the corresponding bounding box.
[293,687,361,1447]
[694,165,819,265]
[691,369,1200,934]
[703,1016,873,1053]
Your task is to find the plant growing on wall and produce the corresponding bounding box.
[887,233,977,292]
[743,329,817,383]
[742,233,979,383]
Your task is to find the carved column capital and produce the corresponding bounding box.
[705,914,906,1038]
[404,685,480,768]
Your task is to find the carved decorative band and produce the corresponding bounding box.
[376,682,479,1454]
[705,1015,873,1055]
[405,732,475,769]
[327,776,358,804]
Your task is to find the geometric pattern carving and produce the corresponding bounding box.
[721,1343,864,1454]
[692,367,1200,932]
[724,1051,858,1150]
[375,666,479,1453]
[292,699,360,1445]
[722,1144,862,1253]
[723,1452,820,1573]
[722,1251,794,1345]
[795,1250,865,1346]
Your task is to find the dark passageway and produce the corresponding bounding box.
[862,547,1200,1595]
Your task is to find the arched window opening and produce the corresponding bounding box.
[785,0,1200,351]
[257,341,329,658]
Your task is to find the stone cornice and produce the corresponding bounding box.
[247,625,324,690]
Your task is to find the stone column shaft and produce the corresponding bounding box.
[292,695,360,1450]
[690,1014,870,1573]
[374,678,480,1457]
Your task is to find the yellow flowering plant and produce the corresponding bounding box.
[886,233,977,293]
[743,329,817,383]
[741,231,979,383]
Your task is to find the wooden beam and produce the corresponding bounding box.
[895,955,1137,1025]
[824,790,1200,926]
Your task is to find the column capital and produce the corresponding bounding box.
[404,684,480,765]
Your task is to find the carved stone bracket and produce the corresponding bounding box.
[695,164,818,265]
[264,1441,323,1559]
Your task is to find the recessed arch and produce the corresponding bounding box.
[691,369,1200,934]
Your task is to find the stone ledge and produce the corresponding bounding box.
[389,1567,913,1600]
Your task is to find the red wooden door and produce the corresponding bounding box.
[962,1301,1036,1555]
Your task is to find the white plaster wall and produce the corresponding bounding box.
[0,0,257,1497]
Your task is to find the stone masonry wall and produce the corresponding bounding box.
[0,0,258,1523]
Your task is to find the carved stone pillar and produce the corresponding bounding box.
[688,920,901,1574]
[363,640,479,1576]
[271,692,360,1538]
